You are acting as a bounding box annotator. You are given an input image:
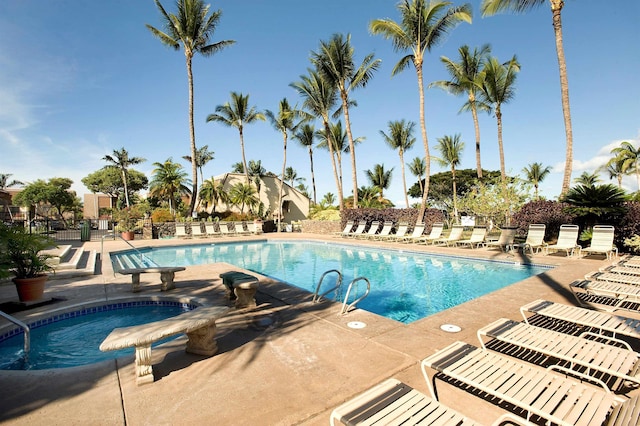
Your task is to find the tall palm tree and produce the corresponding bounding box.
[370,0,472,221]
[321,192,336,207]
[380,120,416,208]
[601,160,625,189]
[293,123,317,204]
[147,0,235,216]
[290,69,342,210]
[407,157,427,195]
[522,162,552,199]
[430,44,491,178]
[206,92,265,184]
[199,177,229,213]
[365,164,394,201]
[102,147,146,208]
[149,158,192,215]
[311,33,381,208]
[435,134,464,221]
[0,173,23,189]
[610,141,640,190]
[265,98,308,231]
[284,167,305,187]
[182,144,214,185]
[481,0,574,195]
[228,182,258,215]
[480,55,520,184]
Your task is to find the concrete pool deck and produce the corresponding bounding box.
[0,232,636,425]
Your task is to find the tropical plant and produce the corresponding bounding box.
[13,178,79,226]
[293,123,317,204]
[321,192,336,207]
[284,167,305,187]
[380,120,416,207]
[147,0,235,215]
[290,68,342,210]
[102,147,145,208]
[458,178,527,226]
[182,144,214,185]
[610,141,640,190]
[560,184,627,228]
[480,55,520,183]
[317,121,356,205]
[0,222,55,279]
[365,164,394,201]
[522,162,552,199]
[113,207,143,232]
[311,33,381,208]
[407,157,427,195]
[199,177,229,213]
[481,0,574,194]
[228,182,258,214]
[369,0,472,221]
[573,171,600,188]
[435,134,465,222]
[0,173,23,189]
[206,92,265,184]
[82,168,148,204]
[601,158,625,188]
[430,44,491,178]
[149,158,192,215]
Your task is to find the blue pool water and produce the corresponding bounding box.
[113,241,549,324]
[0,301,193,370]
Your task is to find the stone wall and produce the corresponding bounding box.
[301,220,340,234]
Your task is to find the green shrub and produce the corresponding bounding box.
[151,208,174,223]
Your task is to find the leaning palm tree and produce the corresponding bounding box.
[480,55,520,184]
[102,147,146,208]
[290,69,342,210]
[311,33,381,208]
[149,158,192,215]
[407,157,427,195]
[610,141,640,190]
[182,144,214,185]
[265,98,308,231]
[481,0,574,195]
[365,164,394,201]
[206,92,265,184]
[430,44,491,179]
[435,134,464,222]
[522,162,551,199]
[293,123,317,204]
[370,0,472,221]
[147,0,235,216]
[380,120,416,208]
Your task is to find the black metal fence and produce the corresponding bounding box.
[16,218,117,242]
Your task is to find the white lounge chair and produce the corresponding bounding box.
[544,224,580,257]
[570,279,640,314]
[190,222,206,238]
[175,223,189,238]
[380,222,409,241]
[334,220,355,237]
[582,224,618,259]
[455,226,487,249]
[416,222,444,244]
[234,221,251,236]
[205,222,221,237]
[355,220,380,239]
[219,222,235,236]
[346,221,367,238]
[511,224,547,254]
[484,227,517,252]
[396,223,426,243]
[369,221,394,240]
[432,225,464,246]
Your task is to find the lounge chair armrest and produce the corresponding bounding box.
[578,331,634,352]
[547,365,611,393]
[492,413,537,426]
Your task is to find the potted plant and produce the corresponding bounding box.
[0,222,56,302]
[113,208,141,240]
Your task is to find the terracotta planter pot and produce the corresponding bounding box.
[121,231,135,241]
[13,274,48,302]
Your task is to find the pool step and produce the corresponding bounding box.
[50,248,98,279]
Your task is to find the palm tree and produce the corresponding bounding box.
[311,33,381,208]
[522,162,552,199]
[147,0,235,216]
[0,173,23,189]
[365,164,394,201]
[206,92,265,184]
[610,141,640,190]
[149,158,192,215]
[199,177,229,213]
[182,144,214,185]
[228,182,258,215]
[481,0,574,195]
[480,55,520,184]
[321,192,336,207]
[574,171,600,188]
[601,160,625,189]
[435,134,464,221]
[265,98,308,231]
[293,123,317,204]
[407,157,427,195]
[290,68,342,210]
[370,0,472,221]
[430,44,491,178]
[102,147,146,208]
[380,120,416,208]
[284,167,305,187]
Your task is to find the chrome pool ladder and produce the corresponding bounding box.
[312,269,343,303]
[0,310,30,361]
[312,270,371,316]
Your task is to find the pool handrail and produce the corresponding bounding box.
[0,310,30,361]
[340,277,371,316]
[313,269,343,303]
[101,232,157,274]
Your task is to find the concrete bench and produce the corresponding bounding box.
[118,267,186,292]
[99,305,230,385]
[220,271,259,309]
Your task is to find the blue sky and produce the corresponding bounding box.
[1,0,638,207]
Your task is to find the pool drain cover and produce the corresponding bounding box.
[440,324,461,333]
[347,321,366,329]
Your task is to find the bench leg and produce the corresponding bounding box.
[134,343,155,385]
[160,272,176,291]
[234,286,257,309]
[131,273,141,293]
[185,323,219,356]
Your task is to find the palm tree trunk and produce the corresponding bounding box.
[496,106,506,184]
[122,169,130,208]
[341,91,358,208]
[452,166,458,223]
[416,65,431,223]
[277,133,287,233]
[551,2,574,195]
[399,150,409,208]
[238,128,250,184]
[186,54,198,216]
[323,118,344,211]
[308,147,317,204]
[470,94,483,179]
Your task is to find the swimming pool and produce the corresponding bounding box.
[0,300,194,370]
[112,241,549,323]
